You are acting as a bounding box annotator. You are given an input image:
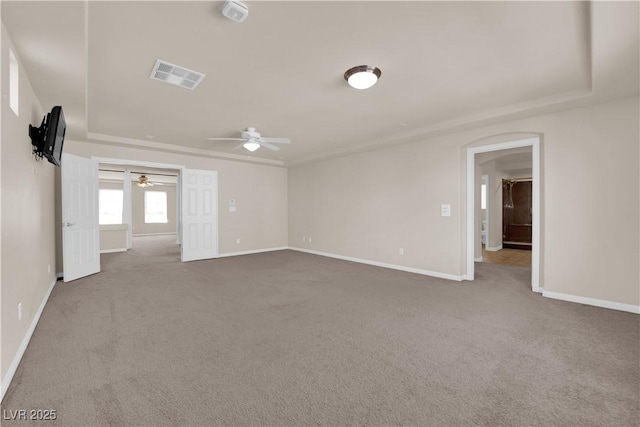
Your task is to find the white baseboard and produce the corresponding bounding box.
[217,246,289,258]
[486,245,502,252]
[288,247,464,281]
[1,276,58,401]
[542,290,640,314]
[133,232,177,237]
[474,256,483,262]
[100,248,127,254]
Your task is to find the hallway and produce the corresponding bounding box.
[482,245,531,268]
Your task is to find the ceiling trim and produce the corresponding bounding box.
[83,86,593,170]
[286,88,593,167]
[92,156,185,171]
[28,0,632,169]
[86,133,285,167]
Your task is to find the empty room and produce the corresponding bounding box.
[1,1,638,426]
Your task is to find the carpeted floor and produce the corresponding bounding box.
[2,235,639,426]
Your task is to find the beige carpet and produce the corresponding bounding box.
[2,235,638,426]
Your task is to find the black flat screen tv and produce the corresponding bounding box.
[29,105,66,167]
[43,106,65,166]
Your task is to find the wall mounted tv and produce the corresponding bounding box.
[29,105,66,167]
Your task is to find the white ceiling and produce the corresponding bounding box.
[477,147,532,166]
[2,1,638,166]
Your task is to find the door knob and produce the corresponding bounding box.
[63,222,76,227]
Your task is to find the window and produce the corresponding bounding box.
[145,191,168,223]
[481,184,487,210]
[99,189,124,225]
[9,49,19,115]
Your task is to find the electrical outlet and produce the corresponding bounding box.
[236,238,240,244]
[48,264,51,273]
[308,237,312,243]
[303,236,306,242]
[18,303,22,321]
[399,248,404,256]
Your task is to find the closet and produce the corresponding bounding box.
[502,179,532,249]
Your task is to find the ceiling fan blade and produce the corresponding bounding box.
[259,141,281,151]
[234,143,245,149]
[207,138,247,141]
[259,137,290,144]
[152,182,164,186]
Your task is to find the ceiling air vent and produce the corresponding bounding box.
[149,60,205,90]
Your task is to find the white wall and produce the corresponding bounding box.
[131,183,177,236]
[290,136,463,277]
[1,25,58,390]
[289,96,640,307]
[0,7,4,398]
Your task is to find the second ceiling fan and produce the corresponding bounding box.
[136,174,164,188]
[208,127,290,152]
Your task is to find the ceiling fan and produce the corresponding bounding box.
[207,127,290,152]
[136,174,164,188]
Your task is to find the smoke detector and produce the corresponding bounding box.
[222,0,248,23]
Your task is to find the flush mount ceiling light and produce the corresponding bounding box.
[344,65,382,90]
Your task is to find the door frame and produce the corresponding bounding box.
[466,137,541,292]
[92,156,185,246]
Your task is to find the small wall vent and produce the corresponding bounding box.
[149,60,205,90]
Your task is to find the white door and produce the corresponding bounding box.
[61,153,100,281]
[176,171,182,245]
[123,169,133,249]
[181,169,218,262]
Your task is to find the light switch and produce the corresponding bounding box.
[441,204,451,217]
[229,199,236,206]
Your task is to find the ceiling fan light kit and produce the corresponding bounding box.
[208,127,291,152]
[222,0,249,23]
[136,175,165,187]
[344,65,382,90]
[137,175,151,187]
[243,142,260,152]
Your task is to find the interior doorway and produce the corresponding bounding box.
[466,137,541,292]
[93,156,221,263]
[98,164,181,259]
[61,155,219,282]
[476,149,533,269]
